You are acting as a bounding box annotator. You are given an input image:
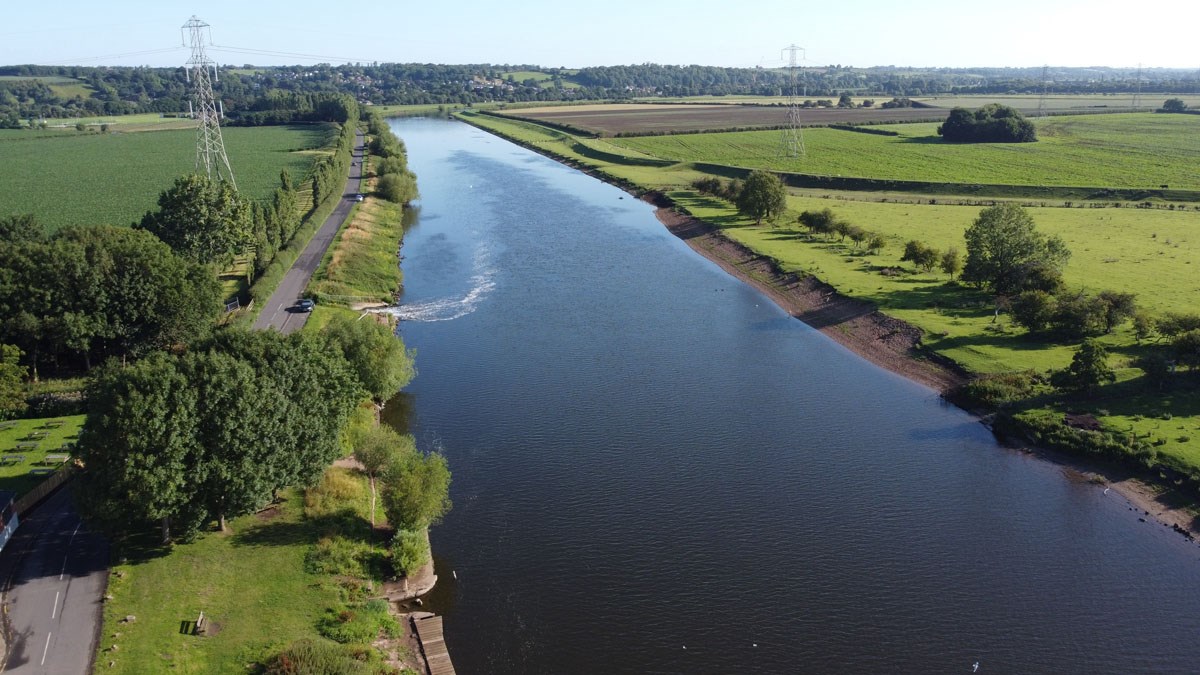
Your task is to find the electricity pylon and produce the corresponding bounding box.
[780,44,806,159]
[183,16,237,189]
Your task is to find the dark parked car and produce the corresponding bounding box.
[296,299,315,312]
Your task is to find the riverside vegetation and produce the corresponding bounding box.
[458,103,1200,510]
[1,89,446,670]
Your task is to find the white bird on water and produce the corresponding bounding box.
[972,662,980,672]
[1104,488,1111,494]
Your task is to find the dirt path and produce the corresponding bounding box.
[646,194,1200,544]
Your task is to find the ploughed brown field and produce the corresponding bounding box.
[501,103,948,135]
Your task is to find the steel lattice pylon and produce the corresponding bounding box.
[780,44,806,160]
[183,16,237,189]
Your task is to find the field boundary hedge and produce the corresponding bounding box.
[690,162,1200,203]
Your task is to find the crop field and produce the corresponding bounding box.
[915,93,1200,111]
[0,124,335,232]
[35,112,195,131]
[608,114,1200,190]
[504,103,946,135]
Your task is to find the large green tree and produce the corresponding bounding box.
[137,173,252,266]
[962,204,1070,296]
[1051,339,1116,395]
[322,316,415,405]
[76,330,363,541]
[736,170,787,224]
[0,345,26,420]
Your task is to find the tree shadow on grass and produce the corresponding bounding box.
[230,508,373,549]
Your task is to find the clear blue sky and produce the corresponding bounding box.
[1,0,1196,69]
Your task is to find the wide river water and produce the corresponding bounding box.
[383,117,1200,674]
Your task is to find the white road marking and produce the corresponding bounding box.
[60,522,81,580]
[51,590,59,619]
[40,632,51,665]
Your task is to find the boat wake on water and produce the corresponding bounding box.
[380,248,496,322]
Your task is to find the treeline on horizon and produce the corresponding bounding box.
[2,62,1199,123]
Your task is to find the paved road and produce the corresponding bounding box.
[0,489,108,674]
[254,131,367,334]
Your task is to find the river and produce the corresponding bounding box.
[383,117,1200,674]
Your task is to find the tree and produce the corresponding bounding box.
[1172,330,1200,370]
[1010,290,1058,333]
[1161,98,1188,113]
[0,345,26,420]
[0,214,43,243]
[901,240,939,272]
[376,172,419,205]
[735,170,787,224]
[937,104,1037,143]
[353,427,415,528]
[321,315,416,404]
[798,208,837,238]
[381,447,451,531]
[1051,339,1115,395]
[137,173,252,266]
[940,247,962,280]
[1097,291,1137,333]
[866,234,886,255]
[962,204,1069,295]
[391,529,430,577]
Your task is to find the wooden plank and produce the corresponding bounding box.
[413,615,456,675]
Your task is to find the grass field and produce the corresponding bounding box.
[0,416,83,497]
[0,124,335,232]
[915,94,1200,111]
[35,113,195,132]
[96,461,400,673]
[507,103,945,135]
[608,114,1200,190]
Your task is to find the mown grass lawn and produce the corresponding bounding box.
[97,463,390,674]
[0,415,83,497]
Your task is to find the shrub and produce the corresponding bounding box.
[264,639,381,675]
[305,536,373,577]
[959,371,1040,407]
[317,599,399,644]
[391,529,430,577]
[377,172,419,205]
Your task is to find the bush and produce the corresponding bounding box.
[317,599,399,644]
[391,529,430,577]
[937,104,1037,143]
[305,536,375,577]
[375,156,407,176]
[376,172,419,205]
[959,371,1040,407]
[264,639,382,675]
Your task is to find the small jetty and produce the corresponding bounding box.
[411,613,456,675]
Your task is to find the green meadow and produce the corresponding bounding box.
[0,124,335,232]
[608,114,1200,190]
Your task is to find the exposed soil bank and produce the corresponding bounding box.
[644,192,1199,544]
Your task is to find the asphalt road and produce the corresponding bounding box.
[253,131,366,334]
[0,489,108,674]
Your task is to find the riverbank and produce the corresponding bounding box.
[646,192,1199,543]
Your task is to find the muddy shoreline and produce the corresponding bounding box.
[643,193,1199,544]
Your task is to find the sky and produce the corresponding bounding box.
[1,0,1197,70]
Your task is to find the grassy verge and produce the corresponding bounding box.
[458,110,1200,487]
[0,416,83,497]
[307,177,406,306]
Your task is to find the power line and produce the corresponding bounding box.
[183,16,237,190]
[43,46,184,66]
[209,44,375,64]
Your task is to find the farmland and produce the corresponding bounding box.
[0,124,335,232]
[0,74,93,100]
[607,114,1200,190]
[504,103,946,135]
